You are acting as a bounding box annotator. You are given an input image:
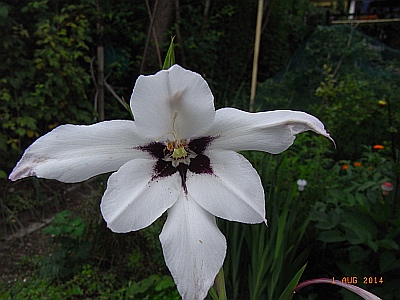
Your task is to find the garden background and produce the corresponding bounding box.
[1,0,399,299]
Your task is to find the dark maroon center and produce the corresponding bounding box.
[138,136,214,193]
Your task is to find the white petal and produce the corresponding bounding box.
[101,158,181,232]
[9,120,151,183]
[207,108,334,153]
[160,193,226,300]
[130,65,215,140]
[188,149,266,224]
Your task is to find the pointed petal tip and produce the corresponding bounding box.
[8,166,34,182]
[8,175,18,182]
[208,108,335,154]
[318,129,336,149]
[327,133,336,148]
[314,128,335,148]
[160,195,226,300]
[8,172,16,182]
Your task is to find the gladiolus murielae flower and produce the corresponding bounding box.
[9,65,333,300]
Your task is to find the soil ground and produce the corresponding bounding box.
[0,180,102,289]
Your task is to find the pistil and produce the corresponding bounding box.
[172,146,187,159]
[164,139,193,167]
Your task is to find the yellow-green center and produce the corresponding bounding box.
[172,146,187,159]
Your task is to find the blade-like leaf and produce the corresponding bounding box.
[278,263,307,300]
[163,36,175,70]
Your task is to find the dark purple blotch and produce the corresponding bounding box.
[137,137,214,193]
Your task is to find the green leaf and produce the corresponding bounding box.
[70,217,84,227]
[162,36,175,70]
[278,263,307,300]
[318,230,347,243]
[366,239,378,252]
[377,239,399,250]
[155,276,175,291]
[274,206,288,260]
[342,210,377,244]
[0,170,7,179]
[72,225,85,237]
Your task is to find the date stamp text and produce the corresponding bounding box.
[332,276,384,285]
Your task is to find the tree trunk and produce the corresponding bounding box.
[141,0,174,73]
[96,0,105,121]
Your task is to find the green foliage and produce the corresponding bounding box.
[177,2,238,95]
[221,132,399,299]
[309,147,400,299]
[1,264,179,300]
[123,274,179,300]
[28,1,93,121]
[0,0,94,174]
[260,0,314,78]
[278,264,307,300]
[312,64,399,158]
[40,210,91,279]
[221,135,333,300]
[244,155,308,300]
[256,25,400,159]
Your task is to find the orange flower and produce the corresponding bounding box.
[373,145,384,150]
[342,164,349,170]
[353,162,362,167]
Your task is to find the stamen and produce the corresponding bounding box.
[155,131,177,142]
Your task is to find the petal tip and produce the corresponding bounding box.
[8,174,18,182]
[8,166,34,182]
[327,134,336,148]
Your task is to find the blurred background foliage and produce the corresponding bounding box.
[256,25,400,160]
[1,0,400,299]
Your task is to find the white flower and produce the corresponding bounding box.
[297,179,307,191]
[9,65,333,300]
